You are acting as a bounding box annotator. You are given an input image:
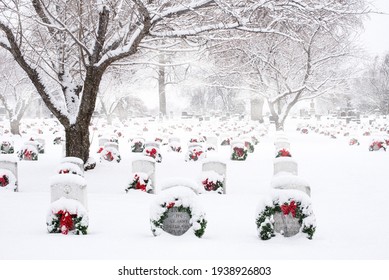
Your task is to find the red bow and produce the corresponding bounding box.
[24,150,32,159]
[0,175,7,187]
[281,201,297,217]
[57,210,74,235]
[147,148,157,158]
[167,202,175,209]
[136,181,146,191]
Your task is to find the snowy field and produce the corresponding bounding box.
[0,116,388,260]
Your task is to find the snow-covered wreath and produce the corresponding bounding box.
[57,162,83,176]
[100,147,121,163]
[256,190,316,240]
[231,143,248,160]
[18,144,38,161]
[201,170,224,194]
[150,187,207,238]
[131,139,145,153]
[125,172,152,193]
[143,147,162,163]
[0,169,17,191]
[46,198,88,235]
[0,141,14,154]
[186,146,205,162]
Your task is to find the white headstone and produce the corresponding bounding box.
[202,160,227,194]
[206,136,218,151]
[98,137,109,147]
[132,157,156,193]
[168,137,180,144]
[273,157,298,175]
[0,156,18,191]
[50,174,88,208]
[104,142,119,151]
[274,139,290,151]
[145,141,160,149]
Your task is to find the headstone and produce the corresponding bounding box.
[98,137,109,147]
[132,158,156,192]
[202,161,227,194]
[0,156,18,191]
[104,141,119,151]
[273,157,298,175]
[273,212,301,237]
[274,138,290,151]
[206,136,218,152]
[162,207,191,236]
[168,137,180,144]
[50,174,88,208]
[145,141,160,150]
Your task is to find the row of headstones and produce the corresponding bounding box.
[256,133,316,240]
[47,157,89,235]
[127,157,227,194]
[1,138,45,160]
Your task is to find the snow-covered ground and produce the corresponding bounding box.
[0,116,388,260]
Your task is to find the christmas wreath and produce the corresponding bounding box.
[0,141,14,154]
[256,191,316,240]
[150,188,207,238]
[100,147,121,162]
[169,141,182,153]
[251,136,260,145]
[0,169,17,191]
[186,147,205,161]
[126,172,152,193]
[349,138,360,146]
[231,144,248,161]
[276,149,292,158]
[201,171,224,194]
[220,138,231,146]
[144,147,162,163]
[369,140,386,151]
[131,139,145,153]
[17,144,38,161]
[57,163,83,176]
[46,198,88,235]
[245,141,255,153]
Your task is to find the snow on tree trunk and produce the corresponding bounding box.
[158,54,167,117]
[10,119,20,135]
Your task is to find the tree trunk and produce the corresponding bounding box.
[250,97,264,123]
[158,54,167,117]
[10,119,20,135]
[65,121,90,163]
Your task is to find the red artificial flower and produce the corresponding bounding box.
[57,210,74,235]
[233,147,244,157]
[136,181,146,191]
[167,202,175,209]
[97,147,103,153]
[0,175,8,187]
[202,178,215,191]
[24,150,32,160]
[59,169,70,174]
[277,149,291,157]
[281,201,297,217]
[106,151,114,161]
[146,148,157,158]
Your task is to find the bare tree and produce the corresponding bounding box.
[0,51,33,135]
[0,0,368,161]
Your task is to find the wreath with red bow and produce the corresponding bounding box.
[126,172,152,193]
[276,149,292,158]
[256,196,316,240]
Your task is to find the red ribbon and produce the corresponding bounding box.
[0,175,7,187]
[281,201,297,217]
[57,210,74,235]
[167,202,175,209]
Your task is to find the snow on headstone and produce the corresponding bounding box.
[61,157,84,176]
[271,173,311,196]
[206,136,218,152]
[274,136,290,151]
[273,157,298,176]
[202,160,227,194]
[98,137,109,148]
[145,141,160,150]
[0,155,18,191]
[132,157,156,193]
[50,174,88,208]
[104,141,119,151]
[159,177,203,195]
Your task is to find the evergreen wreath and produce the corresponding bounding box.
[151,196,207,238]
[131,140,145,153]
[126,172,152,193]
[201,171,224,194]
[231,145,248,160]
[0,141,14,154]
[46,198,88,235]
[17,146,38,161]
[256,194,316,240]
[245,141,255,153]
